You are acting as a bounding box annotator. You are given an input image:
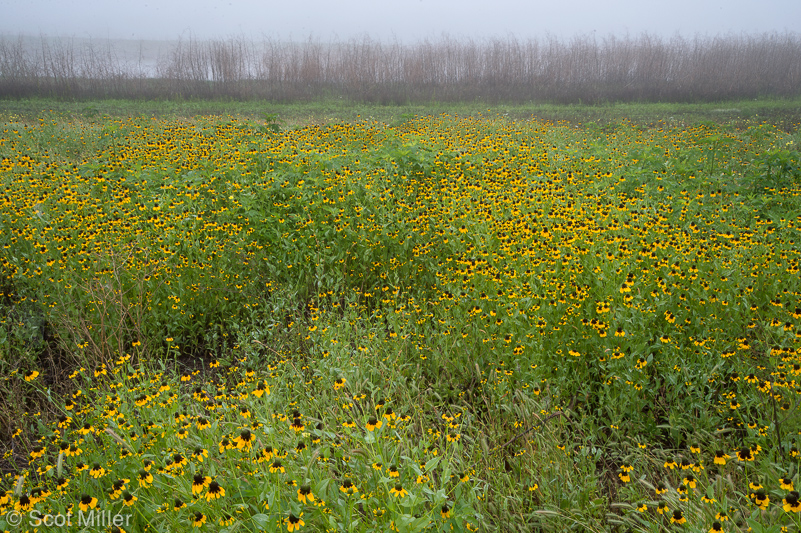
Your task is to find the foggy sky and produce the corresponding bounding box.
[1,0,798,42]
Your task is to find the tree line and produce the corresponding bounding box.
[1,32,799,103]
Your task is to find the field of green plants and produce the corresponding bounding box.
[0,106,800,532]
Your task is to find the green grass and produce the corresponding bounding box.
[2,96,801,129]
[0,105,800,532]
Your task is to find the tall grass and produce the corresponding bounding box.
[1,32,800,103]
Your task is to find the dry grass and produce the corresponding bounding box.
[1,32,800,103]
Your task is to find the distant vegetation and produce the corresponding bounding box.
[1,32,801,103]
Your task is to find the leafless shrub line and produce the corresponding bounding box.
[1,32,799,103]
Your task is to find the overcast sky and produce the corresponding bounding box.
[1,0,798,42]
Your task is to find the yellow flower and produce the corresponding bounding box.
[298,485,315,504]
[192,474,210,495]
[122,491,137,506]
[192,447,208,462]
[233,429,254,451]
[205,481,225,501]
[366,416,382,431]
[340,480,357,495]
[14,495,33,512]
[89,463,106,479]
[286,513,305,532]
[78,494,98,512]
[253,381,270,397]
[29,446,46,460]
[137,470,153,488]
[783,491,801,513]
[753,490,769,510]
[714,451,729,465]
[390,484,409,498]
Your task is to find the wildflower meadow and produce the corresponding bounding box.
[0,107,800,532]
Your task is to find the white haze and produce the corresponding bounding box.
[1,0,799,42]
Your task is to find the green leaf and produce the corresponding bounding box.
[424,456,441,472]
[250,514,270,528]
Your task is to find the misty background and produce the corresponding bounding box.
[1,0,800,103]
[1,0,799,41]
